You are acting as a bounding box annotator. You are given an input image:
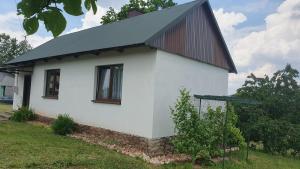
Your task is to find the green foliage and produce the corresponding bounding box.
[171,89,207,163]
[0,33,31,64]
[101,0,176,24]
[51,114,77,135]
[17,0,98,37]
[9,107,37,122]
[171,89,245,164]
[101,7,119,24]
[289,125,300,157]
[62,0,83,16]
[225,106,246,148]
[38,8,67,37]
[235,64,300,154]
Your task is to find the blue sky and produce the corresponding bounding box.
[0,0,299,94]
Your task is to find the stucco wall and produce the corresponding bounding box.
[13,73,26,109]
[152,50,228,138]
[13,47,229,139]
[17,47,156,138]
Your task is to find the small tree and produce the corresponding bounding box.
[171,88,208,164]
[171,89,246,164]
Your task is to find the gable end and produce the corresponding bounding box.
[146,1,236,73]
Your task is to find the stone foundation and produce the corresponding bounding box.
[35,114,174,157]
[74,124,174,157]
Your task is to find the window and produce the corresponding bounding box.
[95,64,123,104]
[44,69,60,99]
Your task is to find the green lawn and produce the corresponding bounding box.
[0,103,12,113]
[0,122,299,169]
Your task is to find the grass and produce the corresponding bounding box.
[0,122,152,169]
[0,103,12,113]
[202,151,300,169]
[0,121,299,169]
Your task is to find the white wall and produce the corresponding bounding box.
[13,47,229,139]
[23,47,156,138]
[152,50,229,138]
[13,73,24,110]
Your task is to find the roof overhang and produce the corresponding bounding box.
[6,43,146,66]
[0,65,33,74]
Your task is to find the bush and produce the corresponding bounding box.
[10,107,37,122]
[171,89,245,164]
[51,114,77,135]
[171,89,206,164]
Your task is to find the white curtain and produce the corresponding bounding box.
[98,68,110,99]
[112,66,123,99]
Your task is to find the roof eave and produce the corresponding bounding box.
[6,43,147,66]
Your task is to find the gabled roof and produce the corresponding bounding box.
[7,0,236,73]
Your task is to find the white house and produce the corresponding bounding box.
[0,72,14,100]
[5,0,236,139]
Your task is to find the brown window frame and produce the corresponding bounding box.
[43,69,60,99]
[93,64,123,105]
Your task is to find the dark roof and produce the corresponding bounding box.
[7,0,236,73]
[8,0,202,64]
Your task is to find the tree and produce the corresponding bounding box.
[235,64,300,154]
[236,64,299,123]
[17,0,98,37]
[101,0,176,24]
[0,33,31,64]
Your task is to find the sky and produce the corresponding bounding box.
[0,0,299,94]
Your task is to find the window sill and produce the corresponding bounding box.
[91,99,121,105]
[42,96,58,100]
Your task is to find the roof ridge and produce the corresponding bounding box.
[61,0,204,37]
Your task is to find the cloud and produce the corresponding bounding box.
[214,0,300,94]
[232,0,300,68]
[213,8,249,50]
[93,0,128,9]
[213,8,247,37]
[68,5,109,33]
[0,12,51,47]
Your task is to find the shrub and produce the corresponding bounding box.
[171,88,206,164]
[51,114,76,135]
[171,89,245,164]
[10,107,37,122]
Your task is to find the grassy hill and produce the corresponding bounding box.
[0,121,299,169]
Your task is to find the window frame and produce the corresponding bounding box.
[43,69,60,99]
[93,64,123,105]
